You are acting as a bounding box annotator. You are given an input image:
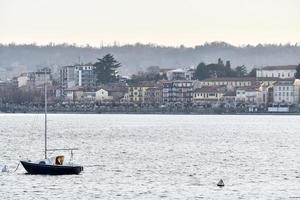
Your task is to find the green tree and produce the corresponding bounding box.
[195,62,209,80]
[94,54,121,84]
[235,65,247,77]
[295,64,300,79]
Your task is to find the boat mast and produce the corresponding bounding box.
[44,69,47,159]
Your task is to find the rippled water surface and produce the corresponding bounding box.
[1,114,300,199]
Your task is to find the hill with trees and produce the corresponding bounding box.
[0,42,300,79]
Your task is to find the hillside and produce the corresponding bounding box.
[0,42,300,79]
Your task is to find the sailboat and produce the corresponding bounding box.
[21,72,83,175]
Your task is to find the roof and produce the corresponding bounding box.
[260,65,297,70]
[294,79,300,86]
[236,86,259,92]
[202,77,256,81]
[145,87,161,91]
[128,81,157,87]
[223,91,236,96]
[162,80,193,83]
[194,86,224,93]
[255,77,281,81]
[169,68,185,73]
[273,80,295,86]
[160,68,174,72]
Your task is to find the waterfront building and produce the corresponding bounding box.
[293,79,300,104]
[193,86,226,102]
[221,91,236,103]
[162,80,193,104]
[273,80,295,104]
[128,82,156,103]
[17,72,35,88]
[64,86,84,101]
[195,77,255,90]
[256,65,297,79]
[144,87,163,104]
[95,88,113,102]
[235,87,259,103]
[98,83,128,102]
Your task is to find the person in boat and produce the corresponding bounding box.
[55,155,64,165]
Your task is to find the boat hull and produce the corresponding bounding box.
[20,161,83,175]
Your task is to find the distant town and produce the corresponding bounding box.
[1,53,300,114]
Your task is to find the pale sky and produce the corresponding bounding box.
[0,0,300,47]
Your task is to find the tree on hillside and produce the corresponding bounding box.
[195,59,239,80]
[247,68,257,77]
[234,65,247,77]
[195,62,209,80]
[295,64,300,79]
[94,54,121,84]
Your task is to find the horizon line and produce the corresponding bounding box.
[1,41,300,49]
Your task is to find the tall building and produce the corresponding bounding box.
[60,64,96,89]
[162,80,193,104]
[60,65,76,89]
[74,65,96,87]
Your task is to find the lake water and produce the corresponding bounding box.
[1,114,300,199]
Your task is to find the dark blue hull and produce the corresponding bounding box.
[21,161,83,175]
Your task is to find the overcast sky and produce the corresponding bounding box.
[0,0,299,47]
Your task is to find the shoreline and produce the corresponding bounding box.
[1,111,300,115]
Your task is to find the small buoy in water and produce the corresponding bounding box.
[1,165,8,172]
[217,179,224,187]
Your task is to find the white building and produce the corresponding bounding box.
[273,80,295,104]
[193,86,225,102]
[17,72,35,87]
[166,68,195,81]
[235,87,258,103]
[256,65,297,79]
[293,79,300,104]
[95,88,113,102]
